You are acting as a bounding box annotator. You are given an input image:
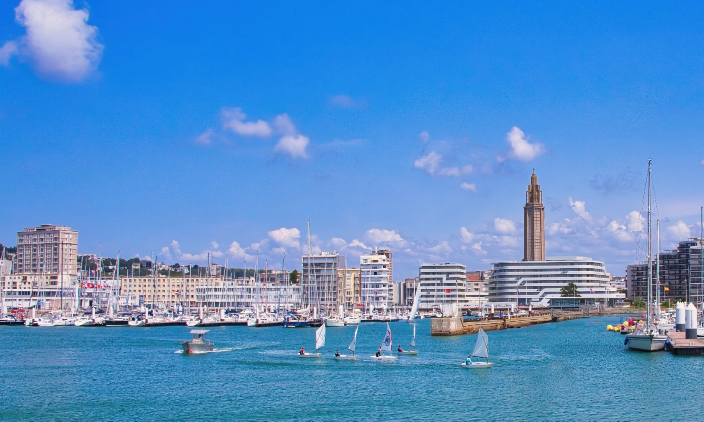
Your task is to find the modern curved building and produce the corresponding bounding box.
[488,256,624,307]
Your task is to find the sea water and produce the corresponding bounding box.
[1,316,702,420]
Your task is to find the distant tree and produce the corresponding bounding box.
[632,298,646,308]
[290,269,299,284]
[560,282,580,297]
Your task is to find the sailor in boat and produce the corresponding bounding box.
[465,355,472,365]
[300,347,305,355]
[397,345,405,353]
[376,347,381,357]
[335,349,340,357]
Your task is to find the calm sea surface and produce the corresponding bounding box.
[1,316,702,421]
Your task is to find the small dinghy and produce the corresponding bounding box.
[182,329,214,354]
[370,323,396,362]
[398,323,418,355]
[299,324,325,358]
[461,327,492,369]
[334,325,359,360]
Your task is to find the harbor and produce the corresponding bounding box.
[3,316,704,420]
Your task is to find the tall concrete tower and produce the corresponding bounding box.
[524,170,545,261]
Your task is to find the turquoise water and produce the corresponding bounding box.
[1,317,703,420]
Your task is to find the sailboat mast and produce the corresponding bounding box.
[647,159,652,328]
[307,219,311,310]
[656,221,660,318]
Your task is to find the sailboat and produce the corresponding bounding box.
[625,159,668,352]
[325,304,345,327]
[334,325,359,360]
[299,323,326,358]
[398,323,418,355]
[407,286,422,322]
[461,327,492,368]
[370,323,396,362]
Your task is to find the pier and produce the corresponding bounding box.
[666,331,704,355]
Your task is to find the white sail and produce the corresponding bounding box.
[348,325,358,353]
[471,327,489,359]
[315,323,326,351]
[410,323,416,348]
[381,322,392,352]
[409,287,422,320]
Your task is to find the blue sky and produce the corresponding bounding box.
[2,1,704,278]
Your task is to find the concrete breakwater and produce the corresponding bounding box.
[430,309,635,336]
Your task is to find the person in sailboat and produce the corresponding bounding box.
[465,355,472,365]
[300,347,305,355]
[397,344,405,353]
[335,349,340,357]
[376,347,381,357]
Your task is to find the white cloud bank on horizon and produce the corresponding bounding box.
[1,0,104,82]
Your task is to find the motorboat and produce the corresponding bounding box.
[284,313,311,328]
[248,313,283,327]
[104,314,129,326]
[625,322,668,351]
[182,329,214,354]
[128,314,146,327]
[462,327,493,369]
[36,316,55,327]
[0,315,23,326]
[342,316,361,325]
[186,316,201,327]
[53,315,77,326]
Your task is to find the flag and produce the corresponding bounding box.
[590,288,595,294]
[445,289,451,293]
[664,286,670,292]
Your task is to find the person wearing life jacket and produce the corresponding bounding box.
[397,344,404,353]
[299,347,305,355]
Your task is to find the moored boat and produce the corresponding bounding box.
[182,329,214,353]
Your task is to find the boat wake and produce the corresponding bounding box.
[174,347,239,355]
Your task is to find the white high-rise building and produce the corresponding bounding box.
[301,252,344,311]
[418,263,468,310]
[360,252,391,310]
[488,256,624,307]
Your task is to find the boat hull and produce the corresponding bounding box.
[298,353,321,358]
[462,362,493,369]
[334,355,358,360]
[370,355,396,362]
[625,334,667,351]
[325,319,344,327]
[182,342,214,354]
[284,320,311,328]
[398,350,418,356]
[342,317,361,325]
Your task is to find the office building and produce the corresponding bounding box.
[16,224,78,277]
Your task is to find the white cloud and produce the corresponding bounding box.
[471,241,487,255]
[547,221,573,236]
[273,113,296,135]
[0,41,18,66]
[275,134,310,159]
[365,228,404,244]
[625,211,643,232]
[222,107,272,137]
[701,159,704,165]
[667,221,691,240]
[3,0,104,82]
[569,197,591,221]
[414,151,442,175]
[500,126,545,162]
[330,237,347,249]
[349,239,371,250]
[414,151,472,177]
[211,241,219,249]
[268,227,301,248]
[427,241,452,254]
[418,131,430,142]
[460,227,476,243]
[227,241,248,259]
[494,235,518,247]
[459,182,478,192]
[494,218,517,234]
[195,128,213,145]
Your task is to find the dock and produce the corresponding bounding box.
[667,331,704,355]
